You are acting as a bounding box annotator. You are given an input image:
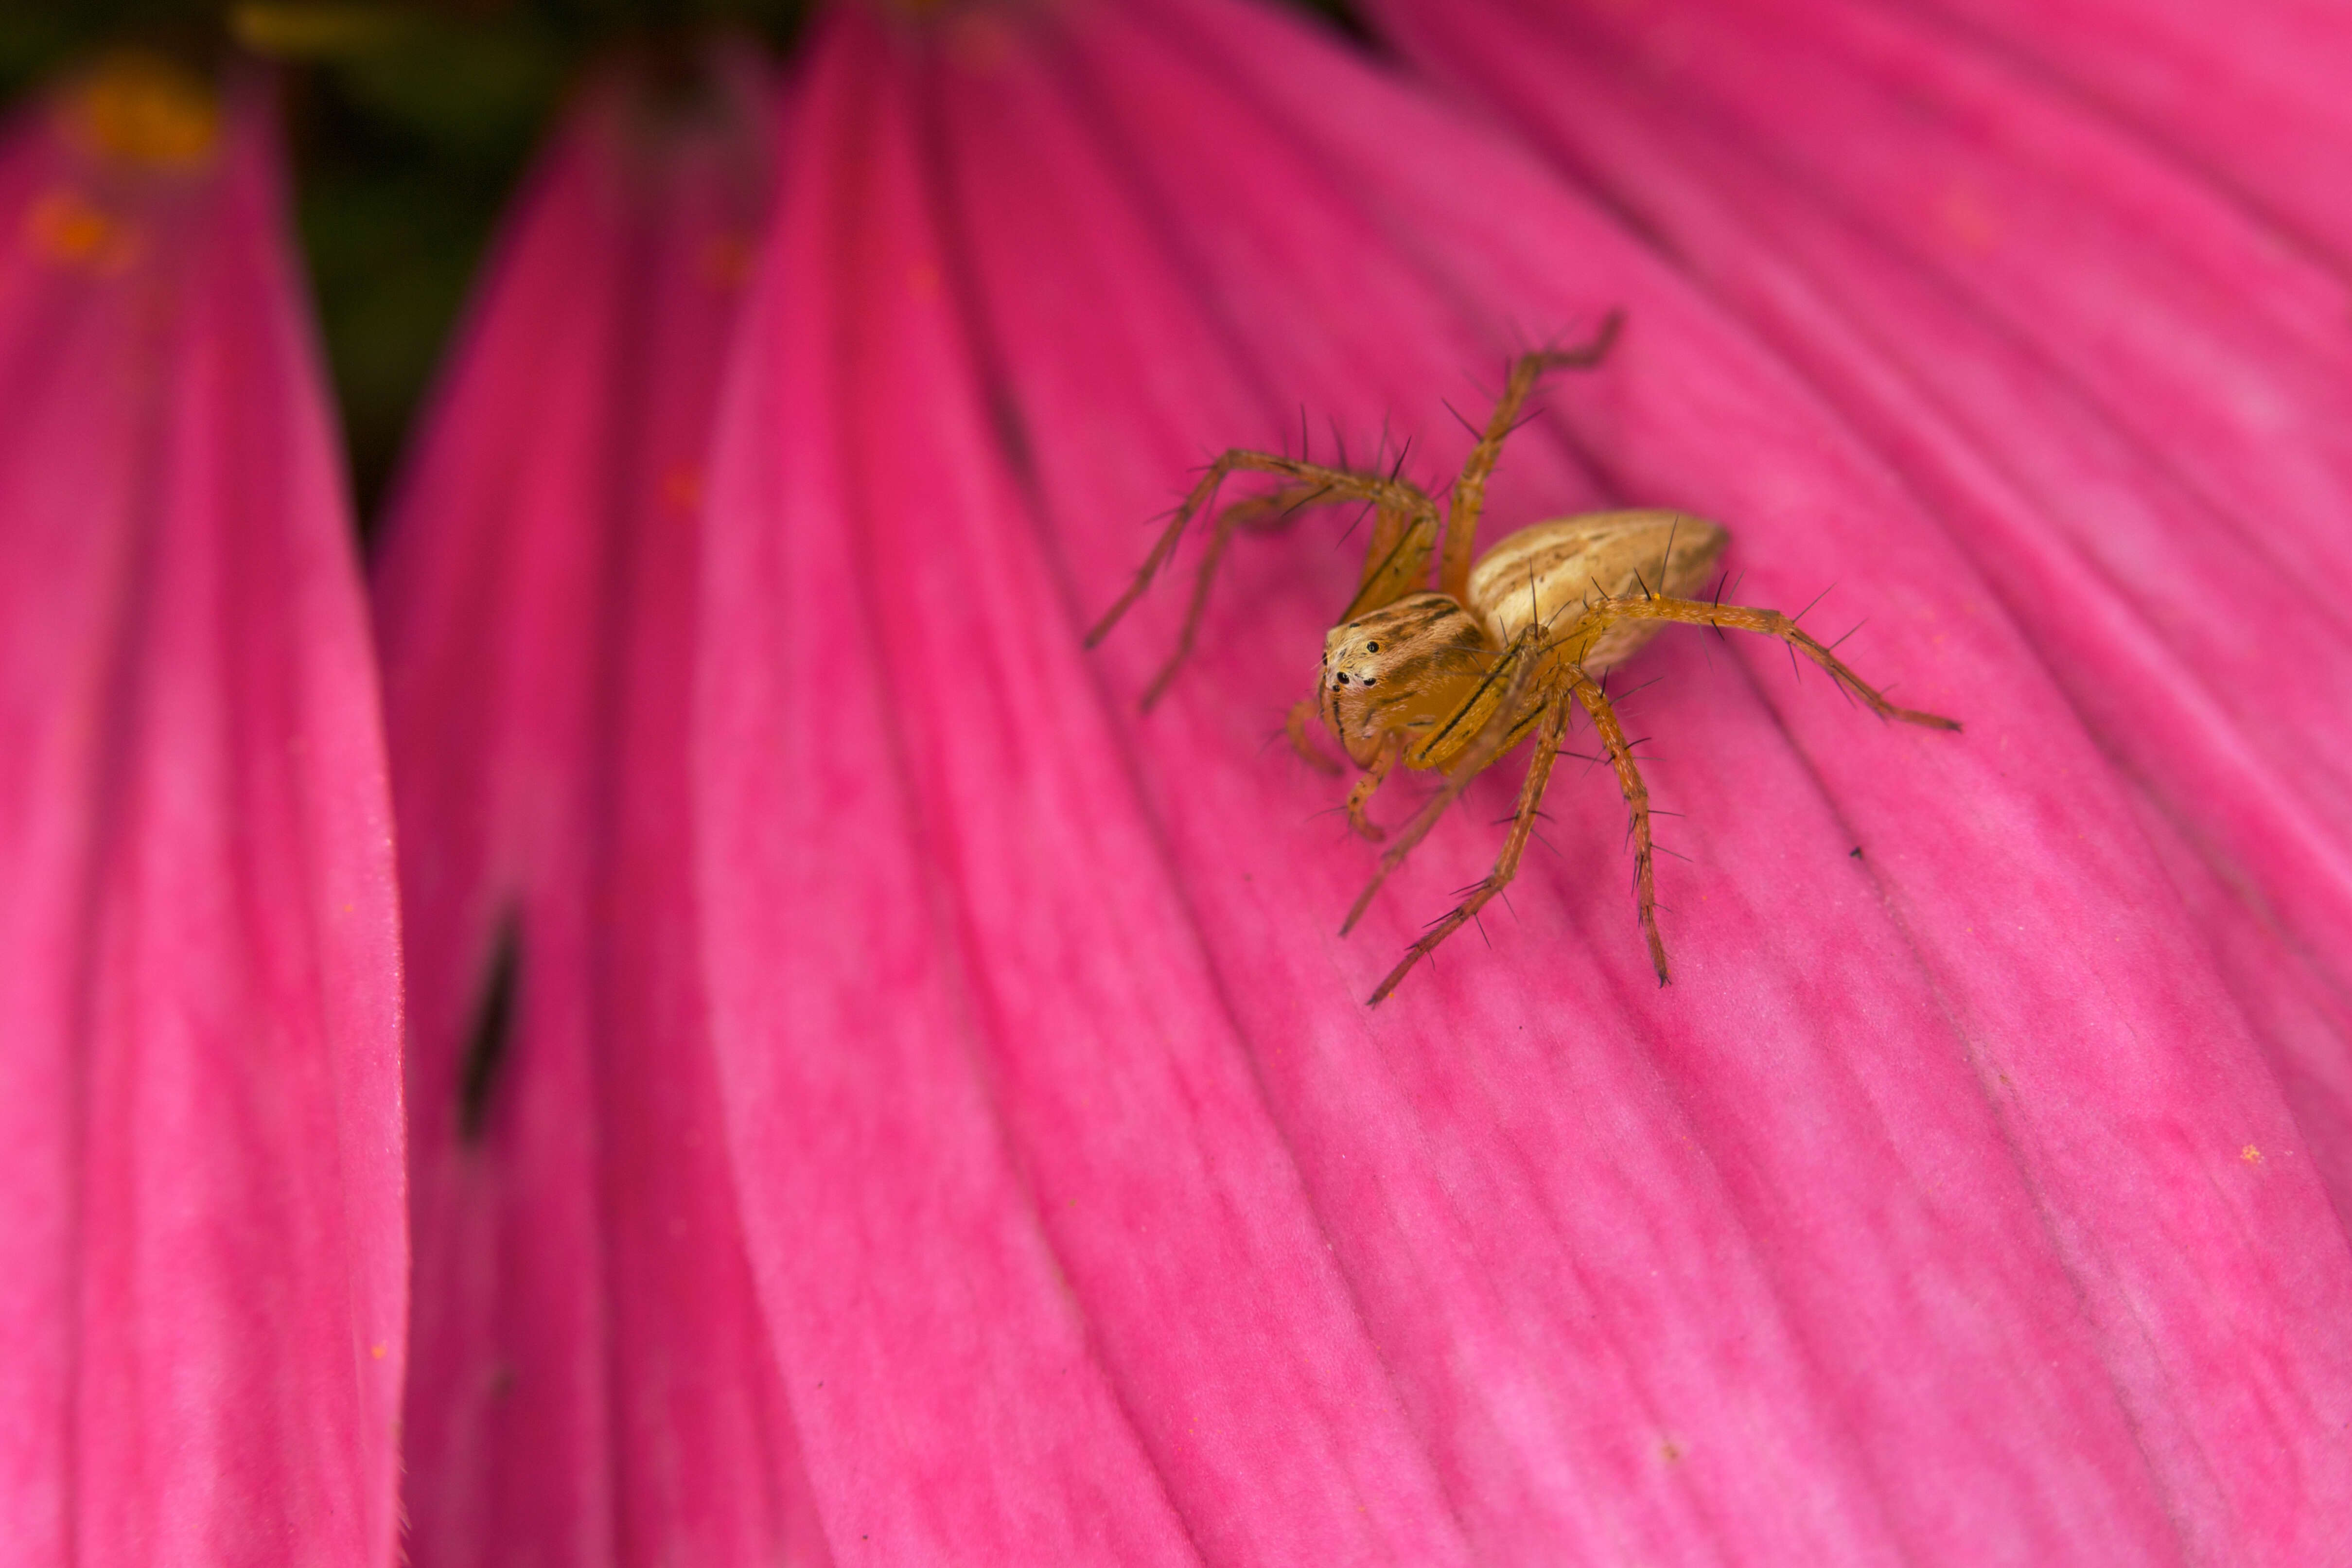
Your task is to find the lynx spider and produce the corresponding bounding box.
[1087,314,1960,1004]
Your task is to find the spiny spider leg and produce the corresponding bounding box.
[1367,683,1575,1005]
[1340,626,1545,936]
[1439,311,1625,601]
[1561,667,1668,985]
[1139,484,1324,710]
[1558,593,1963,731]
[1086,450,1439,668]
[1138,473,1439,711]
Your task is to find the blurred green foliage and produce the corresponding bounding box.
[4,0,1367,525]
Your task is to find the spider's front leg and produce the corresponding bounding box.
[1366,678,1576,1005]
[1086,451,1441,708]
[1439,311,1625,601]
[1285,697,1343,775]
[1339,625,1546,937]
[1345,731,1404,841]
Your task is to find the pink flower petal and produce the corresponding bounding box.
[1358,0,2352,1207]
[1905,0,2352,266]
[699,2,2352,1560]
[702,23,1402,1561]
[0,61,404,1565]
[370,50,823,1566]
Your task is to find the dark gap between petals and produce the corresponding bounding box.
[457,916,521,1143]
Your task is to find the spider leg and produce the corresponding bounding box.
[1286,696,1343,775]
[1089,449,1442,706]
[1439,311,1624,602]
[1340,626,1545,935]
[1346,730,1404,842]
[1562,593,1963,731]
[1561,666,1670,986]
[1138,484,1320,710]
[1367,681,1573,1005]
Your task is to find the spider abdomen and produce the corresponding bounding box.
[1469,509,1728,672]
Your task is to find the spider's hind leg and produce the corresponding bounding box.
[1561,592,1961,730]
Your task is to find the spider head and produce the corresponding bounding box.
[1320,592,1492,769]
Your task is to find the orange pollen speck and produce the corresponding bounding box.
[662,465,704,516]
[697,232,756,289]
[24,189,140,274]
[63,53,220,170]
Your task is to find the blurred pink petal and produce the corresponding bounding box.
[697,2,2352,1561]
[371,50,823,1567]
[1907,0,2352,266]
[1363,0,2352,1311]
[0,59,404,1566]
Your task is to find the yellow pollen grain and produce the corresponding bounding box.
[2241,1144,2264,1164]
[370,1342,387,1358]
[64,53,219,169]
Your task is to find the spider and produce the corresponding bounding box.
[1086,314,1961,1004]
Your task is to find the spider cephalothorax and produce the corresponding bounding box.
[1088,315,1960,1003]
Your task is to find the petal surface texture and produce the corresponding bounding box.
[696,2,2352,1564]
[1368,0,2352,1423]
[370,52,825,1568]
[0,60,405,1568]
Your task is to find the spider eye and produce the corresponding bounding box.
[1333,673,1349,685]
[1366,641,1380,652]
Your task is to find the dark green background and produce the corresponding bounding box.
[4,0,1366,526]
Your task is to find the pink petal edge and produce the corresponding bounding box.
[0,66,404,1567]
[697,3,2352,1561]
[371,49,826,1567]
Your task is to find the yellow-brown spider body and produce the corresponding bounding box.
[1086,315,1959,1003]
[1321,510,1727,773]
